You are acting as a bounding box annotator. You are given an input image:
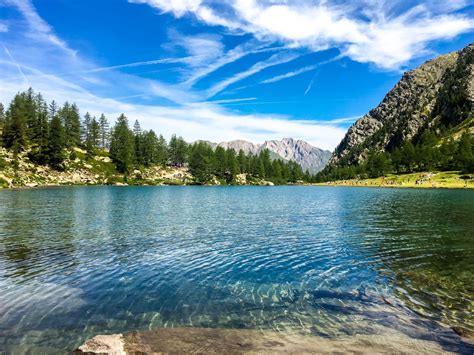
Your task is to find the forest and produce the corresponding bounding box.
[0,88,311,185]
[316,128,474,182]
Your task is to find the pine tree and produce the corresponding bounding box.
[156,134,168,166]
[0,103,4,130]
[188,142,213,183]
[401,140,416,172]
[133,120,143,165]
[27,94,49,164]
[168,135,187,167]
[214,146,227,179]
[86,116,100,156]
[61,102,81,147]
[24,88,38,142]
[439,138,457,170]
[82,112,92,144]
[237,149,247,173]
[225,148,239,183]
[49,101,58,120]
[109,114,134,173]
[141,130,159,166]
[2,93,28,152]
[98,114,110,149]
[47,114,65,170]
[454,132,473,172]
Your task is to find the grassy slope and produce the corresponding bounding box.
[315,171,474,189]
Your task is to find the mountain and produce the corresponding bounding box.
[328,43,473,168]
[210,138,331,173]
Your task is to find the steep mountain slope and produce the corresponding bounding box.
[329,43,473,167]
[213,138,331,173]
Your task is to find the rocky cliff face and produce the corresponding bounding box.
[212,138,331,173]
[330,43,473,166]
[261,138,331,173]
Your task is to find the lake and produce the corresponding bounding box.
[0,186,473,353]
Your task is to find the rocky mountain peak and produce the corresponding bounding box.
[206,138,331,173]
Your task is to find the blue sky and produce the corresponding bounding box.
[0,0,473,149]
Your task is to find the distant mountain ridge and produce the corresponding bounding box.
[198,138,331,173]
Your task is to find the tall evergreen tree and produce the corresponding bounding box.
[98,114,110,149]
[0,103,5,131]
[454,132,473,172]
[61,102,81,147]
[2,93,28,152]
[82,112,92,144]
[27,94,49,164]
[168,135,187,167]
[109,114,134,173]
[188,142,213,183]
[24,88,38,142]
[47,114,65,170]
[49,100,58,120]
[86,116,100,156]
[156,134,168,166]
[133,120,143,165]
[214,146,227,179]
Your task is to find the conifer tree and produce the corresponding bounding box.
[61,102,81,147]
[156,134,168,165]
[0,102,4,127]
[47,113,65,170]
[133,120,143,165]
[98,114,110,148]
[82,112,92,144]
[28,94,49,164]
[109,114,134,173]
[2,93,28,152]
[454,132,473,172]
[86,116,100,156]
[168,135,187,167]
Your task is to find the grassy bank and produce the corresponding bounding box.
[315,171,474,189]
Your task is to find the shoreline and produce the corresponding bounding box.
[1,181,473,190]
[74,327,473,354]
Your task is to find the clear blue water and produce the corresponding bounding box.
[0,186,473,353]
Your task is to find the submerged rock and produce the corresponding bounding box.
[74,334,125,354]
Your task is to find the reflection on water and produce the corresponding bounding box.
[0,186,473,354]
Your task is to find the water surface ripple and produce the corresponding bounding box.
[0,186,473,353]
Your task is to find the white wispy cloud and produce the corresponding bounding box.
[84,57,192,73]
[3,47,28,85]
[4,0,76,56]
[205,52,300,98]
[131,0,474,69]
[0,23,8,33]
[303,78,314,96]
[260,55,342,84]
[181,42,283,88]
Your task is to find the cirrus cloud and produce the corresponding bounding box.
[129,0,474,69]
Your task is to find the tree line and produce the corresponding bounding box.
[316,128,474,182]
[0,88,312,184]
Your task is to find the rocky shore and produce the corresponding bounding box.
[0,147,275,188]
[73,328,460,354]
